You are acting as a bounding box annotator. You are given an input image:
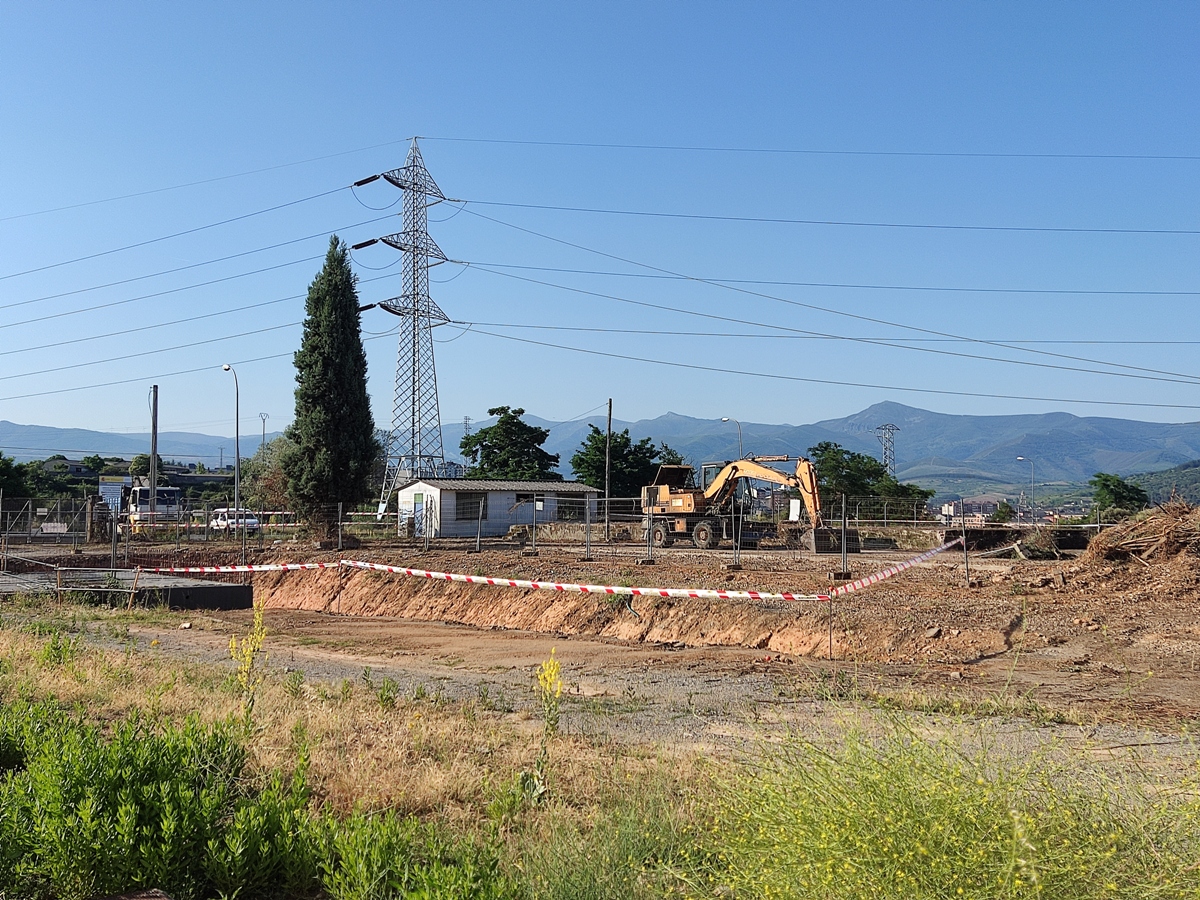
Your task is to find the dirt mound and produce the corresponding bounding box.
[1082,501,1200,564]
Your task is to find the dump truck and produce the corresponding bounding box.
[125,482,183,535]
[640,456,860,553]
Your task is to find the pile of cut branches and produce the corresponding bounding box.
[1083,500,1200,563]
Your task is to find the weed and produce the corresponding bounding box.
[283,669,305,699]
[477,681,512,712]
[228,600,267,711]
[377,676,399,710]
[36,630,83,668]
[684,722,1200,899]
[410,681,428,702]
[359,666,374,691]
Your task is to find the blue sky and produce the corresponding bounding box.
[1,2,1197,452]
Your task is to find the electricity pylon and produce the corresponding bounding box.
[874,423,899,477]
[352,139,450,515]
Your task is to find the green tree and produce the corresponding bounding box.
[0,452,28,496]
[658,443,685,466]
[282,237,379,536]
[1089,472,1149,513]
[806,441,934,502]
[128,454,166,479]
[80,454,106,474]
[460,406,561,480]
[242,436,295,510]
[570,426,668,496]
[988,500,1017,523]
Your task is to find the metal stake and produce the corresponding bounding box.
[475,494,484,553]
[840,493,848,576]
[962,499,970,587]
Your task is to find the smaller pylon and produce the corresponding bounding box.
[874,423,899,477]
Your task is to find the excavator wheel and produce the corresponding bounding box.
[692,519,721,550]
[650,523,673,547]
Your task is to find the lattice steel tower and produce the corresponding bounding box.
[352,139,450,511]
[874,423,899,477]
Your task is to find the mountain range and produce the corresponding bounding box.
[5,402,1200,498]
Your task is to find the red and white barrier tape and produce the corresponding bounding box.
[141,562,340,573]
[139,541,962,603]
[827,538,963,598]
[339,559,827,602]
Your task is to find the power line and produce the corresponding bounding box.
[0,137,412,223]
[450,321,1200,345]
[457,208,1200,384]
[468,198,1200,237]
[462,267,1200,387]
[2,212,399,312]
[463,327,1200,411]
[0,255,321,331]
[463,260,1200,298]
[422,135,1200,163]
[0,328,400,403]
[0,321,303,384]
[0,268,406,358]
[0,186,347,282]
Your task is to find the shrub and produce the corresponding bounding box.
[0,701,318,900]
[689,724,1200,899]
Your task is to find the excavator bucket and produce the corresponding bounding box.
[808,527,862,554]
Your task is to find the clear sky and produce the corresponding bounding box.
[1,2,1197,450]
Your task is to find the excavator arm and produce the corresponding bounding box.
[702,457,825,528]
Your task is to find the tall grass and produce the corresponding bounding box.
[686,724,1200,899]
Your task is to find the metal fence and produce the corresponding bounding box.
[0,492,944,558]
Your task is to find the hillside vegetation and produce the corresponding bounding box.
[1131,459,1200,504]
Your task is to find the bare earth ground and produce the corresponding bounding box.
[8,536,1200,737]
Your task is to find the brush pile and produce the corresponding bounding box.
[1083,500,1200,563]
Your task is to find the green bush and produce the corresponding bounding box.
[0,701,318,900]
[319,810,513,900]
[0,700,516,900]
[688,725,1200,899]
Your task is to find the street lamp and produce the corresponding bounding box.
[222,364,246,565]
[721,417,743,459]
[1016,456,1035,523]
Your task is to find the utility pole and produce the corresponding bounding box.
[148,385,159,519]
[259,412,269,454]
[604,398,612,541]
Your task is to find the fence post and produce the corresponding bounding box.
[583,494,592,560]
[475,496,484,553]
[337,502,343,551]
[111,504,119,571]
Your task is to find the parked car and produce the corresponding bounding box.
[209,508,260,536]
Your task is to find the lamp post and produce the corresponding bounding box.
[1016,456,1035,524]
[259,412,269,454]
[721,417,743,459]
[222,364,246,565]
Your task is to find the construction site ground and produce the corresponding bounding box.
[6,525,1200,739]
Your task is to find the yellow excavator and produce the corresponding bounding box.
[640,456,860,553]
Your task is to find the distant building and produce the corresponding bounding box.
[42,458,97,477]
[395,478,599,539]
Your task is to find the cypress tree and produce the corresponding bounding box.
[282,236,379,536]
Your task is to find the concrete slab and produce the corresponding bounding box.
[0,570,252,610]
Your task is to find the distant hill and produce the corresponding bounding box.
[7,402,1200,501]
[445,402,1200,499]
[0,421,283,466]
[1131,459,1200,504]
